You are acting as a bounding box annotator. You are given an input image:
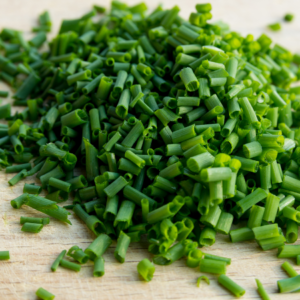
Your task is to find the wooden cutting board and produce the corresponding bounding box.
[0,0,300,299]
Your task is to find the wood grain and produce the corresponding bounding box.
[0,1,300,299]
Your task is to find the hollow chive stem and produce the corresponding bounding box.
[256,279,270,300]
[218,275,246,298]
[8,169,27,186]
[60,259,81,272]
[67,246,89,264]
[114,231,131,263]
[103,176,128,198]
[20,216,49,225]
[21,222,43,233]
[84,234,112,261]
[278,245,300,258]
[282,261,298,277]
[153,241,185,265]
[51,250,66,272]
[277,275,300,293]
[199,258,227,275]
[137,258,155,281]
[93,256,105,277]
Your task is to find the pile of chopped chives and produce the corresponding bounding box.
[1,1,300,297]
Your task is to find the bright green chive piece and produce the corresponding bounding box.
[277,275,300,293]
[247,205,265,229]
[268,23,281,31]
[218,275,246,298]
[230,227,255,243]
[286,220,298,244]
[236,188,268,214]
[263,193,280,223]
[0,251,10,260]
[180,67,199,92]
[256,279,270,300]
[196,275,210,287]
[199,258,227,275]
[186,249,203,268]
[153,241,185,265]
[137,258,155,282]
[36,287,55,300]
[252,224,280,240]
[278,245,300,258]
[203,253,231,265]
[282,261,298,277]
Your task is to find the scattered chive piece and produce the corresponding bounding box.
[256,279,270,300]
[196,275,210,287]
[284,14,294,22]
[268,23,281,31]
[199,258,227,275]
[20,216,49,225]
[36,287,55,300]
[218,274,246,298]
[59,259,81,272]
[277,275,300,293]
[51,250,66,272]
[0,251,10,260]
[282,261,298,277]
[0,91,9,98]
[67,246,89,264]
[203,253,231,265]
[137,258,155,282]
[93,256,105,277]
[21,222,43,233]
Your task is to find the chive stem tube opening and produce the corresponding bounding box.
[137,258,155,282]
[93,256,105,277]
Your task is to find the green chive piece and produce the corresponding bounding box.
[196,275,210,287]
[36,287,55,300]
[51,250,66,272]
[21,222,43,233]
[137,258,155,282]
[256,279,270,300]
[218,275,246,297]
[0,251,10,260]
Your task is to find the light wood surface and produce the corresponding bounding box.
[0,1,300,299]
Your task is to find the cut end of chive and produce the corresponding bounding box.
[186,80,200,92]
